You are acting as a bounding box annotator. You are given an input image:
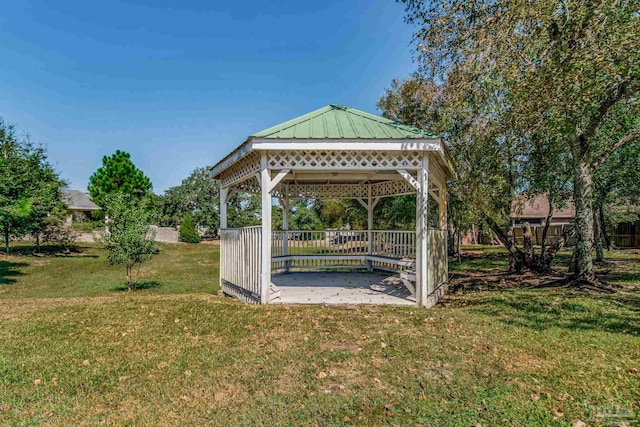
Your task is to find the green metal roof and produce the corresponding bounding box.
[252,104,438,139]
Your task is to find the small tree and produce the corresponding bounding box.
[102,193,157,289]
[179,212,201,243]
[41,206,79,254]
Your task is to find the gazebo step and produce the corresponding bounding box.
[269,283,282,302]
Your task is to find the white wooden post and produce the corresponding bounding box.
[415,154,430,306]
[220,187,228,229]
[281,198,290,272]
[438,184,447,229]
[260,153,272,304]
[367,185,374,271]
[439,183,448,292]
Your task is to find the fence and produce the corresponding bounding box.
[220,226,262,303]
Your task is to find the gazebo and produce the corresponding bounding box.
[211,105,456,307]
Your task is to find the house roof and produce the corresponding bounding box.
[61,190,101,211]
[512,194,575,219]
[252,104,438,139]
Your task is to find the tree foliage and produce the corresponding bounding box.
[0,117,66,252]
[102,193,156,289]
[395,0,640,280]
[156,167,219,235]
[88,150,153,209]
[179,212,201,243]
[41,205,79,253]
[227,193,261,228]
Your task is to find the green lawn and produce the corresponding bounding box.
[0,243,638,426]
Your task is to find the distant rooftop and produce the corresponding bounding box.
[61,190,101,211]
[512,194,575,219]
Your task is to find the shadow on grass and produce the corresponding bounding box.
[111,280,162,292]
[7,244,99,258]
[0,261,28,285]
[468,293,640,335]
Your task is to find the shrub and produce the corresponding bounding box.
[179,212,201,243]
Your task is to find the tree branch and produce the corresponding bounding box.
[592,130,640,170]
[575,79,638,155]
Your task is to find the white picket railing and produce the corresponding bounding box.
[371,230,416,259]
[221,227,449,304]
[220,226,262,303]
[272,230,369,257]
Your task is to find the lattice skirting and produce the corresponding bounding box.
[221,281,261,304]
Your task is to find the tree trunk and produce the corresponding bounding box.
[522,222,535,265]
[542,227,576,270]
[571,154,596,281]
[594,207,605,262]
[4,227,8,253]
[483,215,525,273]
[539,202,554,266]
[599,205,611,251]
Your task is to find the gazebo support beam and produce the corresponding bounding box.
[219,187,228,229]
[280,198,291,272]
[260,153,272,304]
[439,184,448,229]
[357,194,380,271]
[415,155,430,306]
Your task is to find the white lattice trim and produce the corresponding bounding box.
[219,151,261,188]
[267,150,424,170]
[231,179,418,199]
[371,180,416,197]
[282,183,369,199]
[232,176,286,198]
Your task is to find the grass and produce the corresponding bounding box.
[0,242,638,426]
[0,242,218,299]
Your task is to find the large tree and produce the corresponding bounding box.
[88,150,152,208]
[0,118,65,252]
[398,0,640,282]
[156,167,220,235]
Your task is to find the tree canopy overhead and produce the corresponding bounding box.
[396,0,640,282]
[88,150,152,208]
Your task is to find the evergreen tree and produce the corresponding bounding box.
[0,117,65,252]
[88,150,152,209]
[179,212,201,243]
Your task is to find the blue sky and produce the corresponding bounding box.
[0,1,417,193]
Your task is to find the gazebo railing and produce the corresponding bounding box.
[270,229,447,276]
[220,226,262,303]
[272,230,369,257]
[371,230,416,258]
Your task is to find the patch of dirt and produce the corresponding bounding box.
[321,341,362,352]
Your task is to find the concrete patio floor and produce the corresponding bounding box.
[271,271,416,305]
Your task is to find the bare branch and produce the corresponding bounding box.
[592,130,640,170]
